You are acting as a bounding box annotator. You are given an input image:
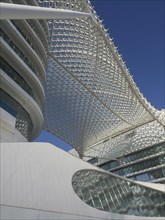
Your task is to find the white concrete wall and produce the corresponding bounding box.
[0,142,164,220]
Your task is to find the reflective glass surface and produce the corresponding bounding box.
[0,29,44,85]
[0,58,42,108]
[98,142,165,183]
[72,169,165,217]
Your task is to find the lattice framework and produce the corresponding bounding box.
[40,0,163,155]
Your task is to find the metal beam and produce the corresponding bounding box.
[0,3,90,20]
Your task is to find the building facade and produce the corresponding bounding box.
[85,123,165,184]
[0,0,48,142]
[0,0,165,219]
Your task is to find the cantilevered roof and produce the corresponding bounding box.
[41,0,163,155]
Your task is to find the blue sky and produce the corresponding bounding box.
[35,0,164,151]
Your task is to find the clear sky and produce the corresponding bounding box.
[35,0,165,151]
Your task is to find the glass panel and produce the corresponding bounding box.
[87,157,98,164]
[0,58,42,108]
[0,28,44,85]
[72,169,165,217]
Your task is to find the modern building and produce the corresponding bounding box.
[0,0,48,143]
[0,0,165,219]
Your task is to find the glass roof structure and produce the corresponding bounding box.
[40,0,165,156]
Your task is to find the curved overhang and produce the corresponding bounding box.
[1,1,164,153]
[39,0,164,155]
[0,20,46,83]
[1,71,44,141]
[0,38,45,105]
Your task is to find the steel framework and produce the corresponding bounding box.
[40,0,164,156]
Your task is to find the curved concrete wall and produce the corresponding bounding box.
[0,142,164,220]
